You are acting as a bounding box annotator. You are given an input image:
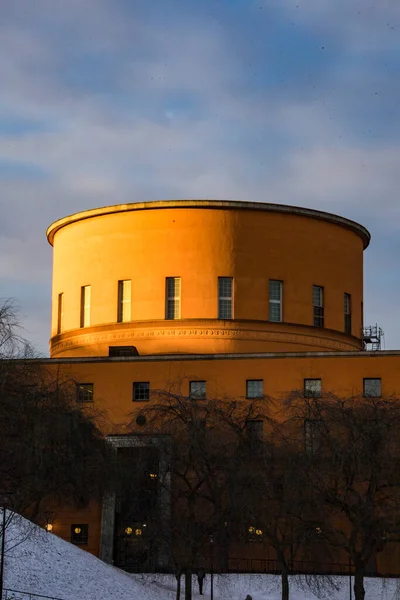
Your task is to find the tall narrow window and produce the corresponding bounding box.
[313,285,324,327]
[344,293,352,335]
[166,277,181,319]
[218,277,233,319]
[80,285,91,328]
[57,293,64,334]
[269,280,282,322]
[118,280,132,323]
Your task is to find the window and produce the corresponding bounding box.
[133,382,150,401]
[57,292,64,335]
[304,419,323,455]
[304,379,322,398]
[218,277,233,319]
[80,285,91,328]
[344,293,352,335]
[363,378,381,398]
[118,280,131,323]
[246,379,264,399]
[71,524,88,545]
[246,420,263,441]
[136,414,147,426]
[109,346,139,357]
[77,383,94,403]
[189,380,206,400]
[166,277,181,319]
[313,285,324,327]
[269,280,282,322]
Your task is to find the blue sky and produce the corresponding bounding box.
[1,0,400,353]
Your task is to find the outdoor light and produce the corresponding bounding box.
[248,526,255,533]
[125,527,133,535]
[45,523,53,532]
[149,473,158,479]
[74,527,82,534]
[135,528,143,536]
[316,527,322,535]
[255,529,263,536]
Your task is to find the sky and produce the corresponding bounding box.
[0,0,400,354]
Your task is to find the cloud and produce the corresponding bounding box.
[0,0,399,351]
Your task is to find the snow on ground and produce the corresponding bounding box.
[1,510,399,600]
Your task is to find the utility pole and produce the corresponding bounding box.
[209,536,214,600]
[0,506,6,600]
[349,556,352,600]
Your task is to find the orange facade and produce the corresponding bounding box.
[47,201,368,356]
[41,200,399,574]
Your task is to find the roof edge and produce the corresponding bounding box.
[46,199,371,249]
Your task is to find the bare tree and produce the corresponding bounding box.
[286,391,400,600]
[0,300,115,524]
[127,386,269,600]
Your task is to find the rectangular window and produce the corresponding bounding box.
[304,379,322,398]
[57,293,64,335]
[71,524,88,545]
[344,293,352,335]
[218,277,233,319]
[133,382,150,401]
[363,378,381,398]
[304,419,323,455]
[269,280,282,322]
[166,277,181,319]
[80,285,91,328]
[313,285,324,327]
[189,380,206,400]
[246,420,263,441]
[246,379,264,399]
[77,383,94,403]
[118,280,132,323]
[109,346,138,357]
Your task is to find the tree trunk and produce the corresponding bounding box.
[175,573,181,600]
[185,569,192,600]
[281,569,289,600]
[354,568,365,600]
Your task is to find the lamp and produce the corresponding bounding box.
[74,527,82,535]
[135,528,143,536]
[149,473,158,479]
[45,523,53,532]
[125,527,133,535]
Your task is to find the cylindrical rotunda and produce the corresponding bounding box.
[47,200,370,357]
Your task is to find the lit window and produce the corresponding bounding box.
[80,285,91,328]
[304,379,322,398]
[304,419,323,455]
[77,383,94,403]
[189,381,206,400]
[57,292,64,335]
[71,524,88,545]
[218,277,233,319]
[269,280,282,322]
[313,285,324,328]
[133,382,150,401]
[118,280,132,323]
[246,380,263,399]
[166,277,181,319]
[344,293,352,335]
[363,378,381,398]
